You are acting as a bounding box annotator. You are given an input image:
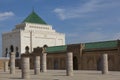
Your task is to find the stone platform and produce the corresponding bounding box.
[0,70,120,80]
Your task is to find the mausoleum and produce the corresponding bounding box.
[2,11,65,57]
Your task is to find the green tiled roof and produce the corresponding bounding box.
[85,40,118,50]
[22,11,47,24]
[45,45,67,53]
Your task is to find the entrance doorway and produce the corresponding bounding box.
[97,57,102,70]
[54,59,58,69]
[73,56,78,70]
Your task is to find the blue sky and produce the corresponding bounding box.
[0,0,120,54]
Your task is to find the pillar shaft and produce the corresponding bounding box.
[102,53,108,74]
[4,61,8,72]
[42,53,47,72]
[22,57,30,79]
[66,52,73,76]
[10,52,15,74]
[34,56,40,75]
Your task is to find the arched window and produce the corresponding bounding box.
[25,46,29,53]
[43,44,48,48]
[5,48,8,57]
[16,47,19,57]
[10,45,14,52]
[54,59,58,69]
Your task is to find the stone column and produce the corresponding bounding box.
[66,52,73,76]
[102,53,108,74]
[10,52,15,74]
[22,57,30,79]
[4,61,9,72]
[42,53,47,72]
[34,56,40,75]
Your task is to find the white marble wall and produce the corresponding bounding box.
[2,22,65,56]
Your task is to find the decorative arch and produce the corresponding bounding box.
[97,57,102,70]
[16,47,19,57]
[10,45,14,52]
[87,57,94,70]
[54,59,58,69]
[73,56,78,70]
[25,46,29,53]
[43,44,48,48]
[5,48,8,57]
[108,56,114,71]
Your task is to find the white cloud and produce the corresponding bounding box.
[53,0,120,20]
[53,8,66,20]
[0,11,14,21]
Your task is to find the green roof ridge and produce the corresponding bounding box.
[84,40,118,50]
[22,11,47,24]
[46,45,67,53]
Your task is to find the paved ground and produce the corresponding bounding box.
[0,70,120,80]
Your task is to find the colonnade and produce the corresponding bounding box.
[21,51,74,79]
[3,50,109,79]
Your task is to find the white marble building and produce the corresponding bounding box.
[2,11,65,57]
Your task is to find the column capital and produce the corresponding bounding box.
[42,52,47,55]
[10,52,15,55]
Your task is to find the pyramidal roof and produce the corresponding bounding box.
[22,11,47,24]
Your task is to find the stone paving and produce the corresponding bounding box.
[0,70,120,80]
